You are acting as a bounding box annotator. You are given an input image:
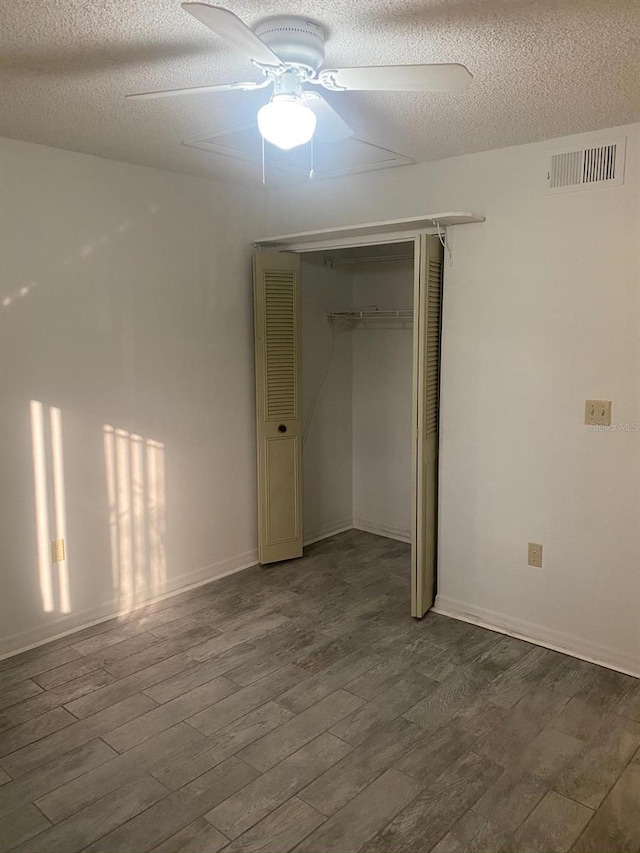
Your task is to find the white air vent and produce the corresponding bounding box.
[547,136,625,194]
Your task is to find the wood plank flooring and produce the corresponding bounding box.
[0,530,639,853]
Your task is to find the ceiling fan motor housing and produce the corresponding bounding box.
[254,16,326,72]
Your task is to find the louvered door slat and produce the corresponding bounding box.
[412,234,444,619]
[264,271,298,421]
[425,257,443,437]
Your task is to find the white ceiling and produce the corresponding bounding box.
[2,0,640,184]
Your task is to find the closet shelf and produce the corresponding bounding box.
[255,212,485,249]
[328,309,413,325]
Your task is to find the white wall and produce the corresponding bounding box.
[352,260,414,541]
[5,123,639,675]
[266,124,640,675]
[0,137,262,655]
[300,255,353,542]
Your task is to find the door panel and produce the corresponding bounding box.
[412,235,444,616]
[265,433,301,545]
[253,251,303,564]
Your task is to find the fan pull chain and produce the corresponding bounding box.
[262,134,266,185]
[309,137,316,180]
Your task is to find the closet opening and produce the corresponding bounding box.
[252,232,445,617]
[300,241,416,554]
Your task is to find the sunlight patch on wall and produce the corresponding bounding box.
[103,426,167,613]
[30,400,71,614]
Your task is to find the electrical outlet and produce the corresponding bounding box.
[51,538,65,563]
[528,542,543,568]
[584,400,612,426]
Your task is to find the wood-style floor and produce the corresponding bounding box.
[0,530,639,853]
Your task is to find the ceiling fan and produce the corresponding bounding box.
[127,3,473,151]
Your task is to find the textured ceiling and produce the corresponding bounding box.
[2,0,640,184]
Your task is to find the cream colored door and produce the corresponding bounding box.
[253,251,303,564]
[412,234,444,616]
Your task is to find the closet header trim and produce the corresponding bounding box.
[255,212,485,250]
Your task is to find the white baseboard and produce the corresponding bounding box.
[433,594,640,679]
[0,549,258,661]
[353,517,412,544]
[304,518,354,547]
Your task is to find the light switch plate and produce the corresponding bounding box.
[585,400,612,426]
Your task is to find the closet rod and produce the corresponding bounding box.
[326,253,413,267]
[327,309,413,323]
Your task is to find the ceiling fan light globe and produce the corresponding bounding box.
[257,96,317,150]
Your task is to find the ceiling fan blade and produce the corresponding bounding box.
[318,63,472,93]
[303,93,353,143]
[126,78,270,100]
[181,3,285,68]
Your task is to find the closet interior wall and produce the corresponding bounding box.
[300,244,414,546]
[300,255,354,543]
[352,256,414,542]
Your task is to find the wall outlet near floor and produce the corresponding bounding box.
[51,538,65,563]
[584,400,612,426]
[528,542,543,568]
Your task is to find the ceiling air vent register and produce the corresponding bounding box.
[547,136,626,193]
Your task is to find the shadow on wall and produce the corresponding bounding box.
[1,203,161,313]
[28,399,168,618]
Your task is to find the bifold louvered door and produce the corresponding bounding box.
[412,235,444,617]
[253,251,303,564]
